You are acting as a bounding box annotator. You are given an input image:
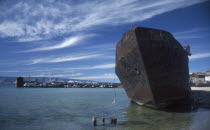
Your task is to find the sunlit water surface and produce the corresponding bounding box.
[0,88,209,130]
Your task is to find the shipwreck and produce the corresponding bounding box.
[115,27,192,109]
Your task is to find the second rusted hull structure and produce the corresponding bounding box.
[115,27,191,109]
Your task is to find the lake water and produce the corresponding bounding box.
[0,88,209,130]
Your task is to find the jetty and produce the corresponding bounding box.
[92,116,117,126]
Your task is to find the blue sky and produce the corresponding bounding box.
[0,0,210,82]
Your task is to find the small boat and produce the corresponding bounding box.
[115,27,191,109]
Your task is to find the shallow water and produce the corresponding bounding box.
[0,88,209,130]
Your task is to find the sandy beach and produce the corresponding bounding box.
[191,87,210,91]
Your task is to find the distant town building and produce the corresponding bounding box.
[24,81,37,87]
[16,77,24,87]
[15,76,121,88]
[205,75,210,82]
[192,74,205,83]
[189,71,210,86]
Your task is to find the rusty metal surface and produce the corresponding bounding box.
[115,27,191,108]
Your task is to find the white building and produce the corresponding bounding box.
[68,80,74,83]
[24,82,36,87]
[205,75,210,82]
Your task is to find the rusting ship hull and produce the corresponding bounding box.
[115,27,191,109]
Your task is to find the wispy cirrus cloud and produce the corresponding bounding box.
[87,63,115,69]
[29,53,100,64]
[23,73,84,78]
[174,35,207,40]
[70,73,116,80]
[173,28,209,35]
[0,70,26,73]
[0,0,207,41]
[173,27,210,39]
[189,53,210,60]
[0,63,115,74]
[70,63,115,70]
[18,36,44,42]
[84,44,115,51]
[21,34,94,52]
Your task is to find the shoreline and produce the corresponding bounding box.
[191,87,210,108]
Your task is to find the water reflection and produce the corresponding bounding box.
[120,104,210,130]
